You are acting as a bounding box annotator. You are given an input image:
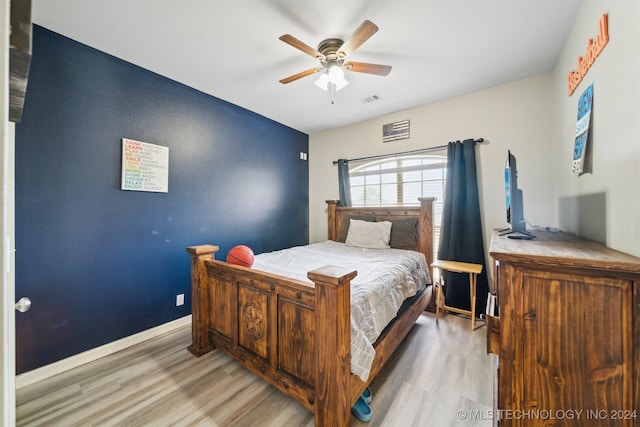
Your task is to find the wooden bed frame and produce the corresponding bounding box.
[186,197,435,426]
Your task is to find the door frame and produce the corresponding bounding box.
[1,0,17,424]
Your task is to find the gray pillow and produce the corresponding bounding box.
[375,216,419,250]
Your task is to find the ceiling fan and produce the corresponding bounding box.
[279,20,392,103]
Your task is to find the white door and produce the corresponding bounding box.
[1,1,17,425]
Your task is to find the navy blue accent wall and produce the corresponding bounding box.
[15,26,309,374]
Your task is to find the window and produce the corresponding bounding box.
[348,155,446,259]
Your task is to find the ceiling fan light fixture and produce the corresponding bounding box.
[314,72,329,91]
[333,75,349,91]
[327,62,349,91]
[314,63,348,97]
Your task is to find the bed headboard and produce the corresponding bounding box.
[326,198,436,280]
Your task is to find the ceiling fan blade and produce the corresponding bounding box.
[344,61,392,76]
[337,20,379,58]
[279,34,324,60]
[279,67,323,84]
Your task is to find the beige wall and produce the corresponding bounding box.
[309,74,557,268]
[551,0,640,256]
[309,0,640,267]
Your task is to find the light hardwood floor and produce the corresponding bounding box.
[16,312,493,427]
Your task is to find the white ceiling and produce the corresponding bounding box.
[31,0,583,135]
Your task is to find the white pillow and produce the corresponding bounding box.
[345,219,392,249]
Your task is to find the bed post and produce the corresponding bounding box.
[418,197,435,279]
[326,200,339,241]
[186,244,219,356]
[308,266,357,427]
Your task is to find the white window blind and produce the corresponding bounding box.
[349,155,447,260]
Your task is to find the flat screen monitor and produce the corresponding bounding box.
[501,150,532,237]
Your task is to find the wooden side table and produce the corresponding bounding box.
[431,259,483,330]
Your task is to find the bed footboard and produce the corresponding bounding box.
[187,245,357,426]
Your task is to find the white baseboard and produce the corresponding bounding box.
[16,315,192,389]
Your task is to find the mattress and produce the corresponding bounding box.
[251,240,431,381]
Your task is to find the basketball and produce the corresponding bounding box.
[226,245,255,267]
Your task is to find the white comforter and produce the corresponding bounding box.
[251,240,430,381]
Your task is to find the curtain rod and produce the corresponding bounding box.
[332,138,484,165]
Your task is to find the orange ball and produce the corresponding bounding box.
[226,245,254,267]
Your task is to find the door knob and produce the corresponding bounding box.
[15,297,31,313]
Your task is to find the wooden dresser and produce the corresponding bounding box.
[487,229,640,426]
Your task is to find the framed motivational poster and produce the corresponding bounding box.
[121,138,169,193]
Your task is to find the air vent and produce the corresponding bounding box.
[361,95,381,104]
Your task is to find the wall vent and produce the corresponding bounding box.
[360,95,381,104]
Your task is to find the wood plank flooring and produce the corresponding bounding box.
[16,312,493,426]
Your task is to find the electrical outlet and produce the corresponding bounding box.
[176,294,184,306]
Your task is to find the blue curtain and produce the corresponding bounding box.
[438,140,489,314]
[337,159,352,207]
